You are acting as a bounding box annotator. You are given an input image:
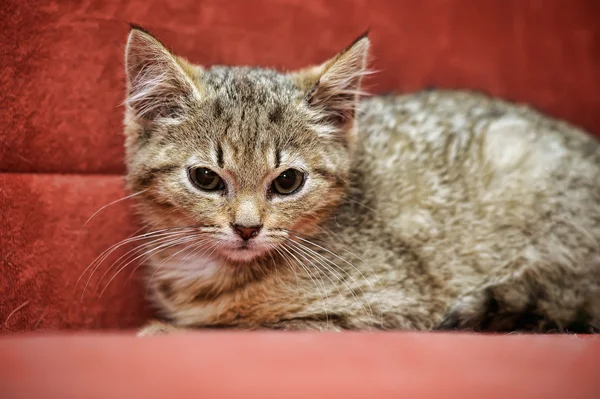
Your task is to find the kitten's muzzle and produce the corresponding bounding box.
[232,224,262,241]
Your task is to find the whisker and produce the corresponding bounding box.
[289,233,382,326]
[274,247,307,295]
[266,244,280,280]
[78,229,164,289]
[288,240,376,326]
[310,223,384,292]
[98,234,200,298]
[284,243,338,328]
[143,239,223,301]
[124,235,210,285]
[179,233,222,265]
[293,233,381,292]
[97,234,198,293]
[288,241,354,299]
[81,230,193,299]
[78,227,196,299]
[341,196,377,213]
[84,189,148,226]
[79,225,197,285]
[203,240,221,262]
[279,244,330,328]
[145,238,215,294]
[92,232,191,286]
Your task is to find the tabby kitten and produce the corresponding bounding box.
[121,26,600,335]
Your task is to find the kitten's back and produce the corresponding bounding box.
[315,89,600,329]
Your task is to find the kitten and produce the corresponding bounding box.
[121,26,600,335]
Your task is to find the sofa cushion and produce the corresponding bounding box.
[0,332,599,398]
[0,173,150,333]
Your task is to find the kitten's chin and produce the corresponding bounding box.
[219,247,270,263]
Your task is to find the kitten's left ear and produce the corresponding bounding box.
[293,32,370,132]
[125,25,201,122]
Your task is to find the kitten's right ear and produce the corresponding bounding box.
[125,26,201,121]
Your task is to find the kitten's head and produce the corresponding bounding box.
[123,26,369,263]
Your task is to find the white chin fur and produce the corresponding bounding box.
[221,247,269,263]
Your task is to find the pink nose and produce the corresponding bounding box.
[232,224,262,241]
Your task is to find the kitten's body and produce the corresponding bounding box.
[122,28,600,334]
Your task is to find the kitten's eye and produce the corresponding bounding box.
[188,167,225,191]
[272,169,305,195]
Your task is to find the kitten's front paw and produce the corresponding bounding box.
[434,283,528,332]
[137,320,183,337]
[434,290,492,331]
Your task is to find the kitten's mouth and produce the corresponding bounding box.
[217,241,271,263]
[226,247,268,262]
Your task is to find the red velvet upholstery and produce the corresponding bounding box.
[1,174,150,334]
[2,0,600,334]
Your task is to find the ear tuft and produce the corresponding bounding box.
[125,28,200,122]
[128,23,155,37]
[299,32,371,131]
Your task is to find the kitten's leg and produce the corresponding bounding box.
[137,320,190,336]
[266,319,345,331]
[138,320,343,334]
[435,255,600,333]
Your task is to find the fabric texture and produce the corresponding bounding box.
[1,174,151,334]
[1,333,599,398]
[1,0,600,333]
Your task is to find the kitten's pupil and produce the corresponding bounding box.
[189,167,224,191]
[272,169,304,195]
